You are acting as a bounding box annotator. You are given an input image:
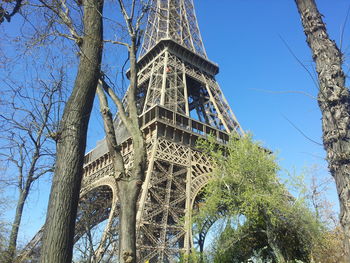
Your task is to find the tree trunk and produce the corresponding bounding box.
[97,81,144,263]
[117,41,146,263]
[266,230,285,263]
[294,0,350,261]
[118,180,140,263]
[262,209,286,263]
[40,0,104,262]
[5,188,28,263]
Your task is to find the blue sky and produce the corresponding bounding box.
[2,0,348,247]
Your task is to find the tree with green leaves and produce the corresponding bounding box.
[195,135,321,263]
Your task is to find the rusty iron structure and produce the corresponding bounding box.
[19,0,243,262]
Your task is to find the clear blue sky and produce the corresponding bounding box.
[3,0,348,247]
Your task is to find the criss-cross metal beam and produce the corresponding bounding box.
[140,0,207,58]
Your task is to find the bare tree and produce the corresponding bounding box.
[294,0,350,261]
[302,170,345,262]
[306,172,338,227]
[0,71,65,263]
[95,1,148,262]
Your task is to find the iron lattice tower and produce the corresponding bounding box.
[20,0,243,262]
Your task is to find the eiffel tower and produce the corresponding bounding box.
[19,0,243,262]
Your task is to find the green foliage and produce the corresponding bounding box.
[210,222,274,263]
[194,134,322,263]
[179,251,204,263]
[197,134,281,219]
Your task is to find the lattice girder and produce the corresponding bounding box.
[140,0,207,58]
[137,160,188,262]
[138,42,243,134]
[133,137,215,262]
[19,134,216,262]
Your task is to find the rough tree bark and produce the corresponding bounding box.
[40,0,104,262]
[294,0,350,261]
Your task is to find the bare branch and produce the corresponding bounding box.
[279,35,319,90]
[104,39,129,47]
[38,0,81,45]
[340,4,350,51]
[99,78,133,133]
[96,82,125,176]
[116,0,134,37]
[0,0,24,24]
[250,88,317,100]
[282,115,323,146]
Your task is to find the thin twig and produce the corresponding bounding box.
[250,88,317,100]
[282,114,323,146]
